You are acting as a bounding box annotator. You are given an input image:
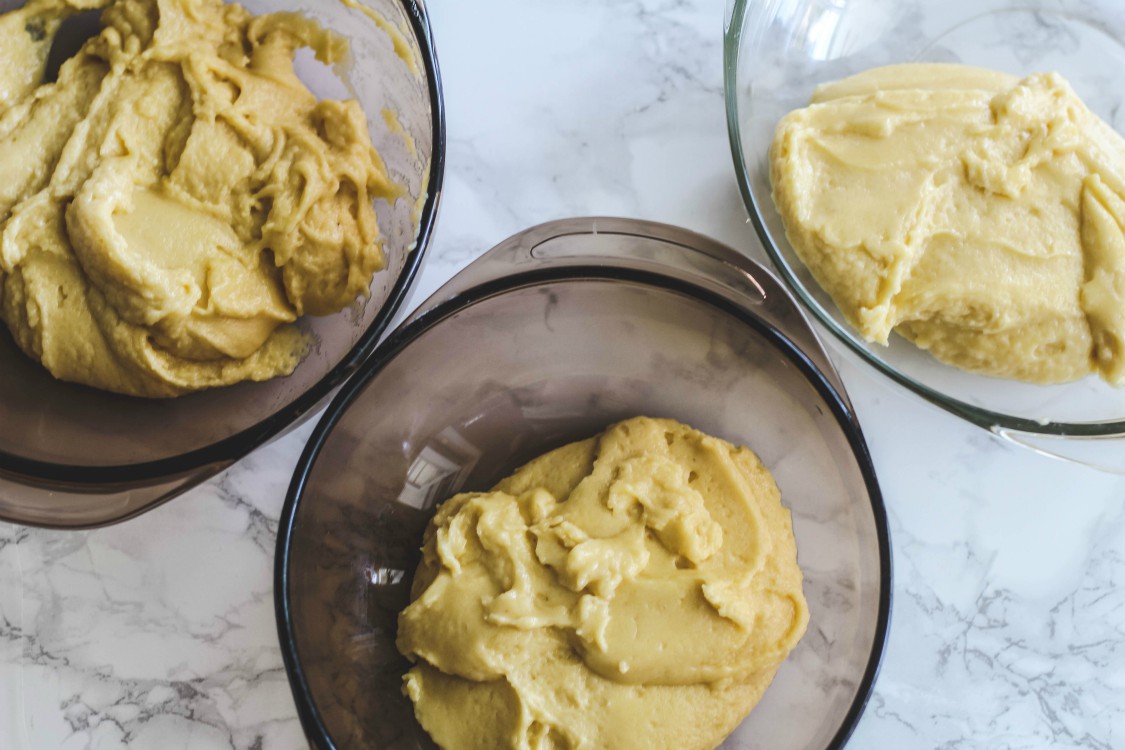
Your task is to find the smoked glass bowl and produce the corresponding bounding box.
[725,0,1125,470]
[0,0,444,528]
[276,218,891,750]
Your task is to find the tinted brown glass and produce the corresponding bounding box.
[0,0,444,527]
[278,220,891,750]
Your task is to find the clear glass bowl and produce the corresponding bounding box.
[275,218,891,750]
[724,0,1125,469]
[0,0,444,528]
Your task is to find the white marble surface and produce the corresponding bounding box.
[3,0,1125,748]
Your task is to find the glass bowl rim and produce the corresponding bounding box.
[0,0,447,487]
[722,0,1125,439]
[274,264,893,750]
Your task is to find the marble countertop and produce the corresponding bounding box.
[3,0,1124,748]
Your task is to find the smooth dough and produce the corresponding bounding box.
[771,63,1125,385]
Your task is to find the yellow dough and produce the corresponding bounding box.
[0,0,396,397]
[770,63,1125,385]
[397,417,808,750]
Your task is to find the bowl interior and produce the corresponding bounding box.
[726,0,1125,433]
[280,275,888,750]
[0,0,437,482]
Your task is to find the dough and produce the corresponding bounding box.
[397,417,808,750]
[770,63,1125,385]
[0,0,396,397]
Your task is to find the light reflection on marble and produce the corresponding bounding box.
[2,0,1125,748]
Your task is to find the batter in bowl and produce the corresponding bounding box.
[0,0,396,396]
[771,63,1125,385]
[397,417,808,750]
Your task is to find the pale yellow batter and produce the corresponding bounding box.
[771,63,1125,385]
[0,0,396,397]
[397,417,808,750]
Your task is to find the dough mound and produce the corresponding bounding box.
[771,63,1125,385]
[397,417,808,750]
[0,0,396,396]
